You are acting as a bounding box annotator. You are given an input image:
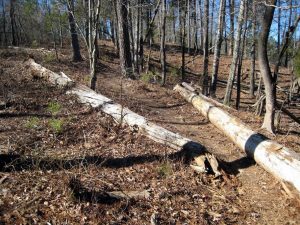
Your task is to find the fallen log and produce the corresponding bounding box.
[25,59,74,87]
[25,59,210,162]
[107,190,150,200]
[174,84,300,194]
[182,82,237,112]
[68,84,204,153]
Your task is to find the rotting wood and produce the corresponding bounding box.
[174,84,300,194]
[25,59,216,168]
[107,190,150,200]
[25,59,74,87]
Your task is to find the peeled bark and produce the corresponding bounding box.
[25,59,74,87]
[174,84,300,194]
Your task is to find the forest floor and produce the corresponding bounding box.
[0,42,300,224]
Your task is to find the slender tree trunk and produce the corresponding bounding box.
[223,0,245,105]
[236,2,248,110]
[128,1,135,71]
[116,0,134,78]
[110,18,116,46]
[59,15,63,48]
[139,2,144,72]
[86,0,101,90]
[198,0,203,50]
[1,0,7,46]
[172,2,176,43]
[201,0,209,95]
[257,0,277,133]
[209,0,215,53]
[224,22,228,55]
[249,0,256,98]
[180,0,187,80]
[113,1,120,53]
[67,0,83,62]
[83,0,89,46]
[229,0,234,56]
[277,0,281,55]
[161,0,167,85]
[193,0,198,53]
[10,0,17,46]
[284,0,293,67]
[187,0,191,54]
[210,0,226,96]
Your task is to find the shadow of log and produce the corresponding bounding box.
[220,157,256,175]
[0,141,206,172]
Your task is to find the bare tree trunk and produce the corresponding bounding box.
[193,0,198,53]
[133,0,141,75]
[224,21,228,55]
[1,0,7,46]
[202,0,209,95]
[127,1,135,72]
[138,2,144,72]
[198,0,203,50]
[277,0,281,55]
[223,0,245,105]
[187,0,191,54]
[160,0,167,85]
[172,1,176,43]
[113,1,120,53]
[59,15,63,48]
[116,0,134,78]
[249,1,256,98]
[180,0,187,80]
[88,0,101,90]
[67,0,83,62]
[284,0,293,67]
[10,0,17,46]
[236,2,248,110]
[209,0,215,54]
[229,0,234,56]
[210,0,226,97]
[257,0,277,133]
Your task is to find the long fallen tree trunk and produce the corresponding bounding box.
[174,84,300,193]
[25,59,206,158]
